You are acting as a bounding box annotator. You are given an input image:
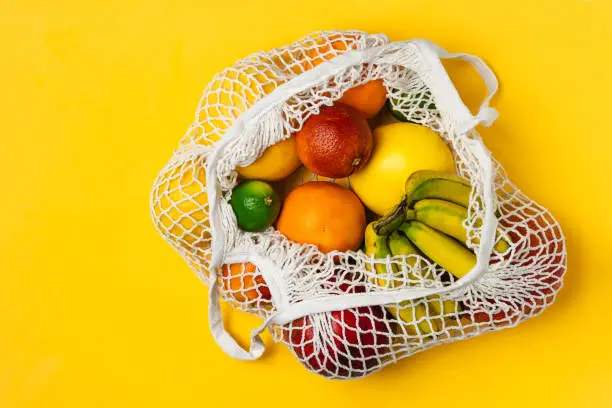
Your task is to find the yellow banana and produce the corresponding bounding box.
[388,230,460,330]
[426,294,461,332]
[414,198,468,242]
[405,170,472,208]
[386,231,439,335]
[428,295,461,315]
[387,230,421,285]
[399,221,477,279]
[388,230,419,257]
[414,198,511,254]
[472,217,511,254]
[364,222,396,287]
[365,223,437,335]
[393,302,438,336]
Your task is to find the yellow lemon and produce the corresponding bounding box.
[349,122,455,215]
[151,159,210,254]
[193,64,285,145]
[237,136,301,181]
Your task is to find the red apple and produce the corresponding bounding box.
[285,315,351,378]
[283,275,393,378]
[285,305,392,378]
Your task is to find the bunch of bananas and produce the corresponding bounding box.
[364,170,511,335]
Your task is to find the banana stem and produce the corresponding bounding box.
[373,198,408,236]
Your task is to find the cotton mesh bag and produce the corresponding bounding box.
[150,31,566,379]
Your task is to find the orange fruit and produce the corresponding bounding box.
[295,104,372,178]
[276,181,366,253]
[219,262,272,304]
[338,79,387,119]
[271,48,309,76]
[306,34,387,118]
[306,33,361,68]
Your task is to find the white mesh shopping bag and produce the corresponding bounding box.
[150,31,566,379]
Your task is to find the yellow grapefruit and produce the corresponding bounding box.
[349,123,455,215]
[192,63,285,145]
[151,159,210,254]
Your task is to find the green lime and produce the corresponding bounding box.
[387,89,438,123]
[230,180,281,232]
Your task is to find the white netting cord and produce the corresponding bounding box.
[150,153,213,284]
[149,30,566,379]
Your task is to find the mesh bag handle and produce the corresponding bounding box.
[207,253,285,360]
[411,38,499,133]
[206,39,500,360]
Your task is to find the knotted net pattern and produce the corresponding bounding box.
[150,31,565,379]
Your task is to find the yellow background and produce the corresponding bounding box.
[2,0,611,407]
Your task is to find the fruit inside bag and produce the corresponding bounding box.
[150,31,566,379]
